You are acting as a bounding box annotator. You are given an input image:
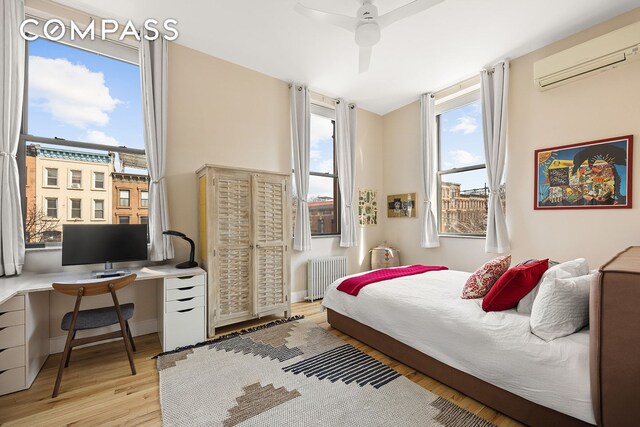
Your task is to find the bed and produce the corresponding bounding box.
[321,247,640,427]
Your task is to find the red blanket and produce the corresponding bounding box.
[337,265,448,296]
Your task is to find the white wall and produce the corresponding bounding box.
[381,101,495,271]
[507,8,640,268]
[380,7,640,272]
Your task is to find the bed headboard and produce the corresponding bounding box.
[590,246,640,426]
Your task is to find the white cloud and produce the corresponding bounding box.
[85,130,119,146]
[451,116,478,135]
[308,176,335,200]
[29,56,121,129]
[310,115,334,142]
[450,149,480,165]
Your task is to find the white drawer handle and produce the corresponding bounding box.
[177,297,194,302]
[177,276,195,280]
[178,286,195,291]
[0,349,5,353]
[0,370,5,375]
[178,308,194,313]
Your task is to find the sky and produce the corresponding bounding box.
[308,113,335,199]
[27,38,145,170]
[439,100,487,192]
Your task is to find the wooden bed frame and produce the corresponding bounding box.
[326,247,640,427]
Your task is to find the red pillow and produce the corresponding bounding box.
[482,259,549,312]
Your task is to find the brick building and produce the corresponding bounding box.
[112,172,149,225]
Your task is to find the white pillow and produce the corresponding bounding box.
[517,258,589,314]
[530,274,593,341]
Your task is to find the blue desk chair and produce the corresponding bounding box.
[51,274,137,397]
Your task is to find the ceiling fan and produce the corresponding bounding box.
[294,0,445,73]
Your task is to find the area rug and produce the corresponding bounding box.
[157,317,495,427]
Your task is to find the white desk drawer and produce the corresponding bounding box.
[0,310,24,329]
[0,325,25,350]
[0,295,24,313]
[0,366,25,396]
[166,285,205,302]
[166,275,205,290]
[0,346,25,371]
[165,296,205,313]
[164,306,205,350]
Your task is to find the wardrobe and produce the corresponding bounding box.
[197,165,291,337]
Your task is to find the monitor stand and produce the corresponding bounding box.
[91,262,131,279]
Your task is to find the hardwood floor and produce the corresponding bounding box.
[0,301,522,426]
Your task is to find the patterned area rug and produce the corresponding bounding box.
[157,317,495,427]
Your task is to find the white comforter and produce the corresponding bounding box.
[321,269,594,425]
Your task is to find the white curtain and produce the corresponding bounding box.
[481,60,510,253]
[335,100,357,247]
[140,33,174,261]
[290,83,311,251]
[0,0,26,276]
[419,94,440,248]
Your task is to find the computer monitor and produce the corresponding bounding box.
[62,224,148,275]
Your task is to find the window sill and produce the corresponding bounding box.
[311,234,340,239]
[25,245,61,253]
[67,187,84,191]
[438,234,486,240]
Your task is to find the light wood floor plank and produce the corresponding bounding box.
[0,301,521,426]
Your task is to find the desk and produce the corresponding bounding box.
[0,265,206,396]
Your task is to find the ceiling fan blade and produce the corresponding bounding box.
[377,0,445,29]
[359,46,372,73]
[294,3,358,32]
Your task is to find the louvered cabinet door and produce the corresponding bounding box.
[212,171,253,324]
[252,174,290,316]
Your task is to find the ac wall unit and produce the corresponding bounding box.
[70,183,80,189]
[534,21,640,91]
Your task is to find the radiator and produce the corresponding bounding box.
[307,256,347,301]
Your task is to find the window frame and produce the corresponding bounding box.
[93,171,105,190]
[118,189,131,208]
[140,190,149,208]
[69,170,82,189]
[435,87,488,238]
[69,198,82,220]
[17,23,145,249]
[307,103,340,237]
[93,199,105,220]
[45,167,58,187]
[118,215,131,224]
[45,197,58,219]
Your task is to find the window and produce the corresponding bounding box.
[70,199,82,219]
[69,170,82,188]
[118,216,130,224]
[437,90,489,236]
[19,34,146,248]
[46,198,57,218]
[140,190,149,208]
[94,199,104,220]
[140,216,148,224]
[93,172,105,190]
[119,189,131,207]
[292,104,340,236]
[45,168,58,186]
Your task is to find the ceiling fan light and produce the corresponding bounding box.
[355,22,380,47]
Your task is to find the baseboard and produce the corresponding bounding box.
[291,290,307,303]
[49,318,158,354]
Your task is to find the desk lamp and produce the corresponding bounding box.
[162,230,198,269]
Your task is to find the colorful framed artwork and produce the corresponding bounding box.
[387,193,417,217]
[358,189,377,226]
[535,135,633,209]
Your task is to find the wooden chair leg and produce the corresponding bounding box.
[53,289,83,398]
[125,320,136,352]
[111,286,136,375]
[64,330,77,368]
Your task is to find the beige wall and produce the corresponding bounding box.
[381,8,640,271]
[166,44,385,297]
[507,8,640,268]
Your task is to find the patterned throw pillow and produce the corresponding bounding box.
[462,255,511,299]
